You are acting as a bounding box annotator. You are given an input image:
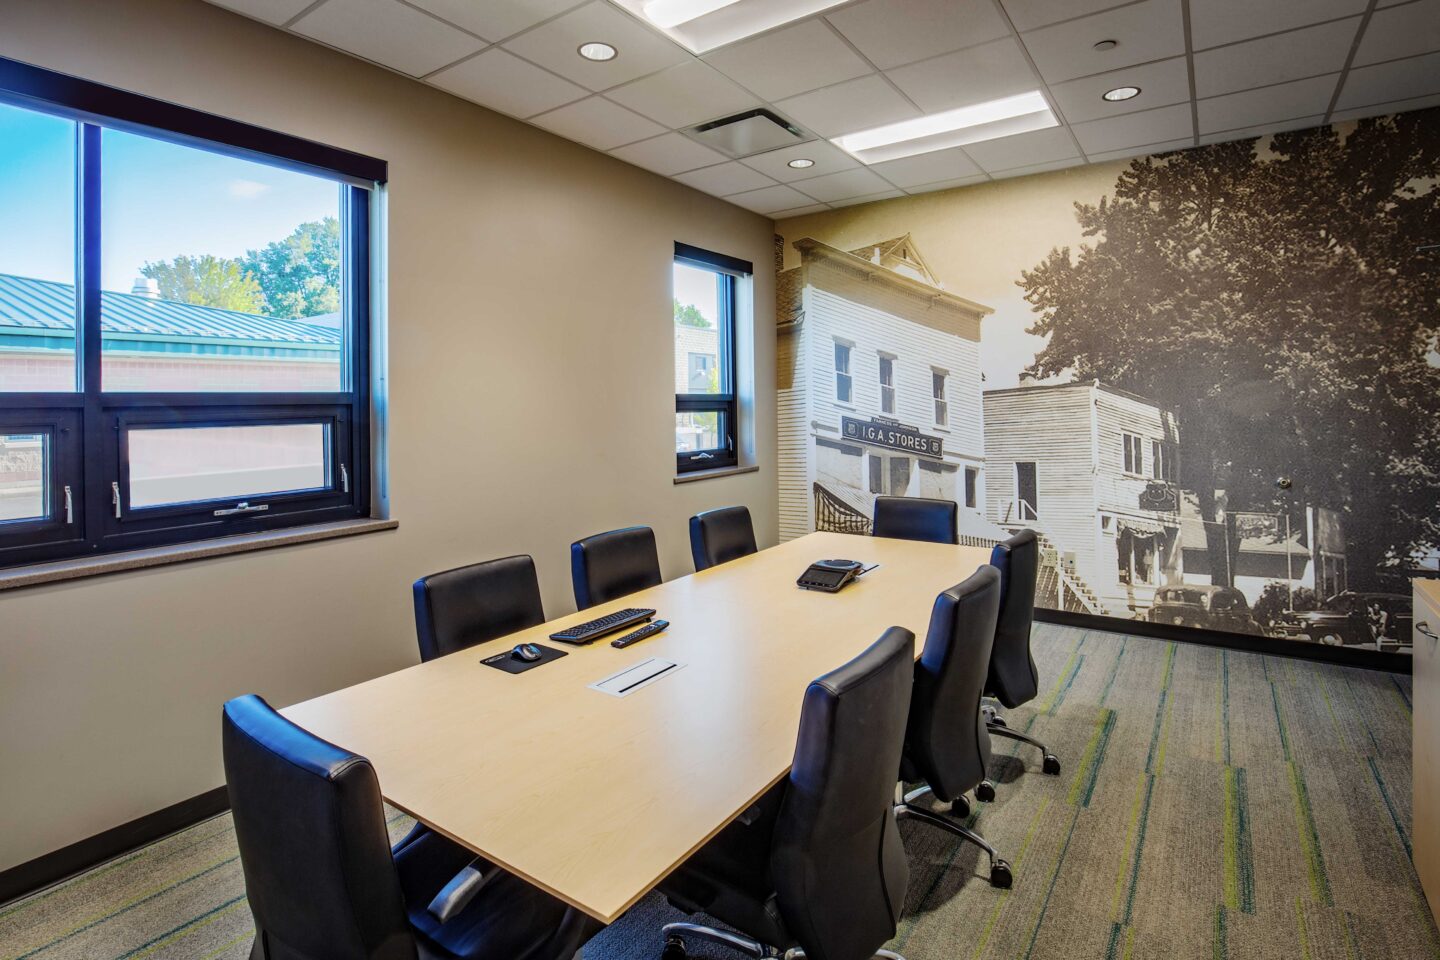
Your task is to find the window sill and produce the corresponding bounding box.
[0,518,398,592]
[674,464,760,485]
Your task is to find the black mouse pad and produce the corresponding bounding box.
[481,644,568,674]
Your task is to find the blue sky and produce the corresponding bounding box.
[0,101,339,295]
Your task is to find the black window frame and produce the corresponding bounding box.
[674,242,748,475]
[878,354,895,415]
[0,57,385,569]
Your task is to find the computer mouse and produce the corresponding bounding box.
[512,643,543,662]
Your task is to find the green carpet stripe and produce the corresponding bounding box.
[112,895,247,960]
[1222,766,1255,914]
[1391,676,1412,714]
[1286,762,1332,907]
[1105,922,1125,960]
[1270,681,1292,763]
[1367,757,1411,859]
[1036,638,1085,714]
[1213,905,1228,960]
[1144,646,1176,775]
[1022,806,1084,960]
[199,932,251,960]
[1108,772,1148,929]
[1119,774,1157,926]
[1097,639,1127,708]
[1066,708,1115,807]
[11,856,239,960]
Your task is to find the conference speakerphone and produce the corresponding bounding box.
[796,559,875,593]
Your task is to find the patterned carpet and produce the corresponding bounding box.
[2,623,1436,960]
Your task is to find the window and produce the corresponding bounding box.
[834,341,852,404]
[878,355,895,414]
[1151,440,1176,481]
[1123,433,1144,475]
[1015,461,1038,521]
[932,370,948,426]
[964,465,978,509]
[0,58,383,568]
[673,243,748,473]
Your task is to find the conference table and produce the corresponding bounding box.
[283,531,993,924]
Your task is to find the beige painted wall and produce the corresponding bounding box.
[0,0,777,872]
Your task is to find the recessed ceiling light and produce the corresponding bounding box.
[787,158,816,169]
[617,0,851,53]
[577,42,617,61]
[833,91,1058,165]
[1102,86,1141,102]
[1093,39,1119,51]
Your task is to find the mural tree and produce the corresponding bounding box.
[1018,111,1440,589]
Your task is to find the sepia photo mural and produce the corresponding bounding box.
[774,109,1439,658]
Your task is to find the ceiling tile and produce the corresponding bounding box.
[1086,137,1193,162]
[1020,0,1185,84]
[673,161,777,196]
[1194,17,1360,99]
[1196,74,1338,134]
[825,0,1011,70]
[790,167,896,201]
[830,189,907,208]
[1049,56,1190,123]
[292,0,486,77]
[606,60,760,128]
[739,141,859,182]
[1071,102,1193,153]
[502,1,689,91]
[209,0,315,25]
[609,132,729,175]
[773,75,919,139]
[771,203,834,217]
[868,145,983,187]
[1334,52,1440,110]
[726,184,821,214]
[1001,0,1135,33]
[905,173,990,194]
[886,37,1041,114]
[1353,0,1440,67]
[1189,0,1366,49]
[405,0,577,41]
[529,95,666,150]
[962,125,1079,170]
[989,156,1086,179]
[703,20,871,102]
[429,48,587,118]
[1197,115,1325,145]
[1329,91,1440,121]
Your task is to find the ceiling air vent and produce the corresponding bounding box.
[685,109,808,159]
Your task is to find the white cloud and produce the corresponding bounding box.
[227,178,271,199]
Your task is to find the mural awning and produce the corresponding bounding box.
[1116,517,1171,537]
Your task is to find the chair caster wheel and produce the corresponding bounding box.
[1042,755,1061,775]
[661,935,687,959]
[991,715,1008,728]
[990,859,1013,889]
[975,781,996,803]
[950,795,971,819]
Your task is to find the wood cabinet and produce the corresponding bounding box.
[1414,579,1440,917]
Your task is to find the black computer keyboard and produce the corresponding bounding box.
[549,607,656,645]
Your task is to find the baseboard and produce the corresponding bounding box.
[1035,608,1412,674]
[0,785,230,907]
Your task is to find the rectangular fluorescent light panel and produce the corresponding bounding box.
[616,0,850,53]
[833,91,1059,165]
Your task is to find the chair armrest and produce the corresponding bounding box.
[427,860,494,923]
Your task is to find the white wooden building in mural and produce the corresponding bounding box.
[982,381,1182,616]
[776,235,1009,545]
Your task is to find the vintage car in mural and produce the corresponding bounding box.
[1276,592,1413,650]
[1148,585,1263,634]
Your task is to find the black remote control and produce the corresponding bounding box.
[612,619,669,648]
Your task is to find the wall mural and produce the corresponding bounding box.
[774,109,1439,657]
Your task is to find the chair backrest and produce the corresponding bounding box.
[223,695,415,960]
[570,526,662,610]
[689,506,758,571]
[904,567,1002,802]
[871,495,958,545]
[412,555,546,662]
[987,529,1040,708]
[771,627,914,960]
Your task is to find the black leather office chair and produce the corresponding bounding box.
[689,506,758,571]
[222,694,595,960]
[657,627,914,960]
[871,496,958,545]
[976,529,1059,803]
[412,555,546,662]
[570,525,662,610]
[894,567,1011,888]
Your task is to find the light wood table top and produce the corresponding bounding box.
[283,531,993,923]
